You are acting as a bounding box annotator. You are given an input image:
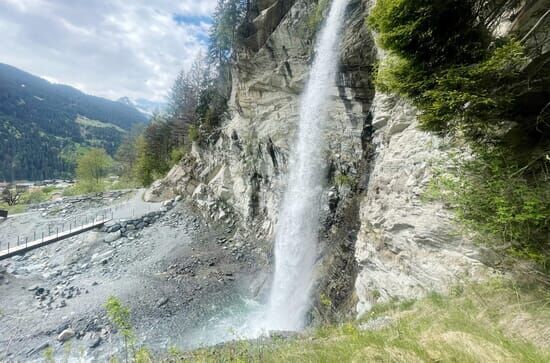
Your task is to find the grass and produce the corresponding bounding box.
[170,279,549,362]
[0,202,27,214]
[75,115,126,133]
[0,186,63,214]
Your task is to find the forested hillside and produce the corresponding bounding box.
[0,63,148,181]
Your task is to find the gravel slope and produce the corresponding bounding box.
[0,192,267,362]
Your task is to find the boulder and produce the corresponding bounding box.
[104,230,121,243]
[57,328,75,342]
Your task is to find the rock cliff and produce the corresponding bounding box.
[147,0,537,322]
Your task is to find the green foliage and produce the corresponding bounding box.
[187,125,200,142]
[369,0,550,265]
[208,0,248,64]
[0,64,146,181]
[105,296,135,361]
[134,347,153,363]
[19,189,48,204]
[174,280,550,362]
[114,125,144,181]
[108,178,140,191]
[62,182,97,197]
[376,40,529,139]
[368,0,489,70]
[418,41,529,138]
[76,148,113,189]
[43,346,55,363]
[195,85,228,137]
[307,0,329,33]
[319,293,332,308]
[334,173,353,187]
[170,147,186,166]
[131,115,177,187]
[426,147,550,268]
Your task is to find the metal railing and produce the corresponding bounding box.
[0,209,112,255]
[0,201,159,256]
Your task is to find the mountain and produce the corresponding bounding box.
[0,63,148,181]
[117,96,166,116]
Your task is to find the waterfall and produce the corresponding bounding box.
[265,0,350,331]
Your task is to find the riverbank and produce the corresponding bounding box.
[0,191,269,361]
[175,279,550,362]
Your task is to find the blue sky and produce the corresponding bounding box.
[0,0,218,102]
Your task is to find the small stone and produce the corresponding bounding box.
[156,297,169,307]
[104,230,121,243]
[88,337,102,349]
[57,328,76,342]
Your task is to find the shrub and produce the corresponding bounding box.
[307,0,329,33]
[368,0,489,70]
[105,296,135,361]
[187,125,200,142]
[426,147,549,268]
[369,0,549,267]
[334,174,353,187]
[418,41,529,139]
[19,189,48,204]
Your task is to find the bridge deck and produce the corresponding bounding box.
[0,218,110,260]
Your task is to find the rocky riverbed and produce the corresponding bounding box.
[0,191,269,362]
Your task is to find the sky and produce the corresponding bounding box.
[0,0,217,102]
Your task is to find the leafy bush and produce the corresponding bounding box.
[376,40,529,140]
[188,125,200,142]
[307,0,329,33]
[19,189,48,204]
[105,296,135,360]
[426,147,549,268]
[369,0,549,265]
[334,174,353,187]
[368,0,489,70]
[64,181,106,195]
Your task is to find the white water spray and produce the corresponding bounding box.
[265,0,350,331]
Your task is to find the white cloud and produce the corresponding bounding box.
[0,0,217,102]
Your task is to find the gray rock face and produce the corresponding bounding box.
[353,92,491,317]
[146,0,492,322]
[147,0,372,229]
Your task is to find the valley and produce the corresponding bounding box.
[0,0,548,361]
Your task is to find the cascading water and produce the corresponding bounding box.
[265,0,350,331]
